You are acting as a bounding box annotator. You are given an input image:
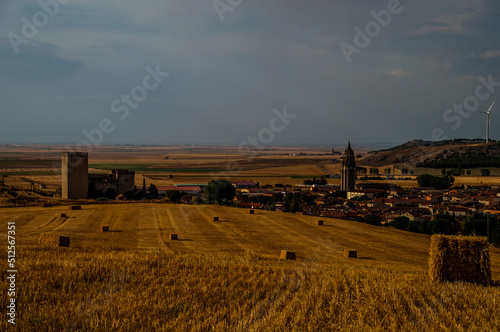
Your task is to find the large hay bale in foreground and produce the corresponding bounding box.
[213,217,219,222]
[249,209,255,214]
[60,213,67,218]
[70,205,81,210]
[38,233,70,247]
[280,250,296,260]
[317,220,324,226]
[169,233,178,240]
[102,225,109,232]
[344,249,357,258]
[429,235,491,284]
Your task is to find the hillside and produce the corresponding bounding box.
[361,139,500,168]
[2,203,500,330]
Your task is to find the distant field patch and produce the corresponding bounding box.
[0,159,59,168]
[90,163,227,173]
[0,171,58,176]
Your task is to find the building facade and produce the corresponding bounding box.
[61,152,89,199]
[341,142,356,192]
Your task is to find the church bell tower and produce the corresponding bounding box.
[341,142,356,192]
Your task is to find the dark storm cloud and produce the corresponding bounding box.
[0,0,499,145]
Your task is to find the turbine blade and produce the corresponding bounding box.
[487,101,495,113]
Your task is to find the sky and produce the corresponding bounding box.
[0,0,499,147]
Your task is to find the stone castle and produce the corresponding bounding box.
[61,152,135,199]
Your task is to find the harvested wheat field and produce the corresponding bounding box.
[1,203,500,330]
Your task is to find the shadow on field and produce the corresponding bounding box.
[358,257,375,260]
[178,239,194,242]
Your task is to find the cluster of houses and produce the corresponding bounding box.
[305,185,500,223]
[143,146,500,224]
[157,177,500,224]
[229,182,500,223]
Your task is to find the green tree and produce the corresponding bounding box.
[492,222,500,247]
[148,184,159,199]
[417,174,454,189]
[467,169,471,176]
[124,190,134,200]
[407,220,420,233]
[418,220,432,235]
[461,213,498,236]
[166,190,183,202]
[283,194,302,213]
[391,216,409,230]
[364,214,381,226]
[204,179,236,204]
[430,214,460,235]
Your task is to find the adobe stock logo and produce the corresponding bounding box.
[213,0,243,22]
[7,0,72,54]
[434,74,500,140]
[339,0,406,64]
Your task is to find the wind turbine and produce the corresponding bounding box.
[480,101,495,143]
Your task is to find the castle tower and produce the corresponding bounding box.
[61,152,88,199]
[115,169,136,194]
[341,142,356,192]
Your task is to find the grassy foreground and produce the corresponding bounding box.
[2,246,500,331]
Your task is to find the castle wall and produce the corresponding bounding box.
[88,174,117,193]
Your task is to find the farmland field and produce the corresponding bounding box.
[1,203,444,270]
[1,203,500,330]
[2,145,500,330]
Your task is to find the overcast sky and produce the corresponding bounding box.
[0,0,499,147]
